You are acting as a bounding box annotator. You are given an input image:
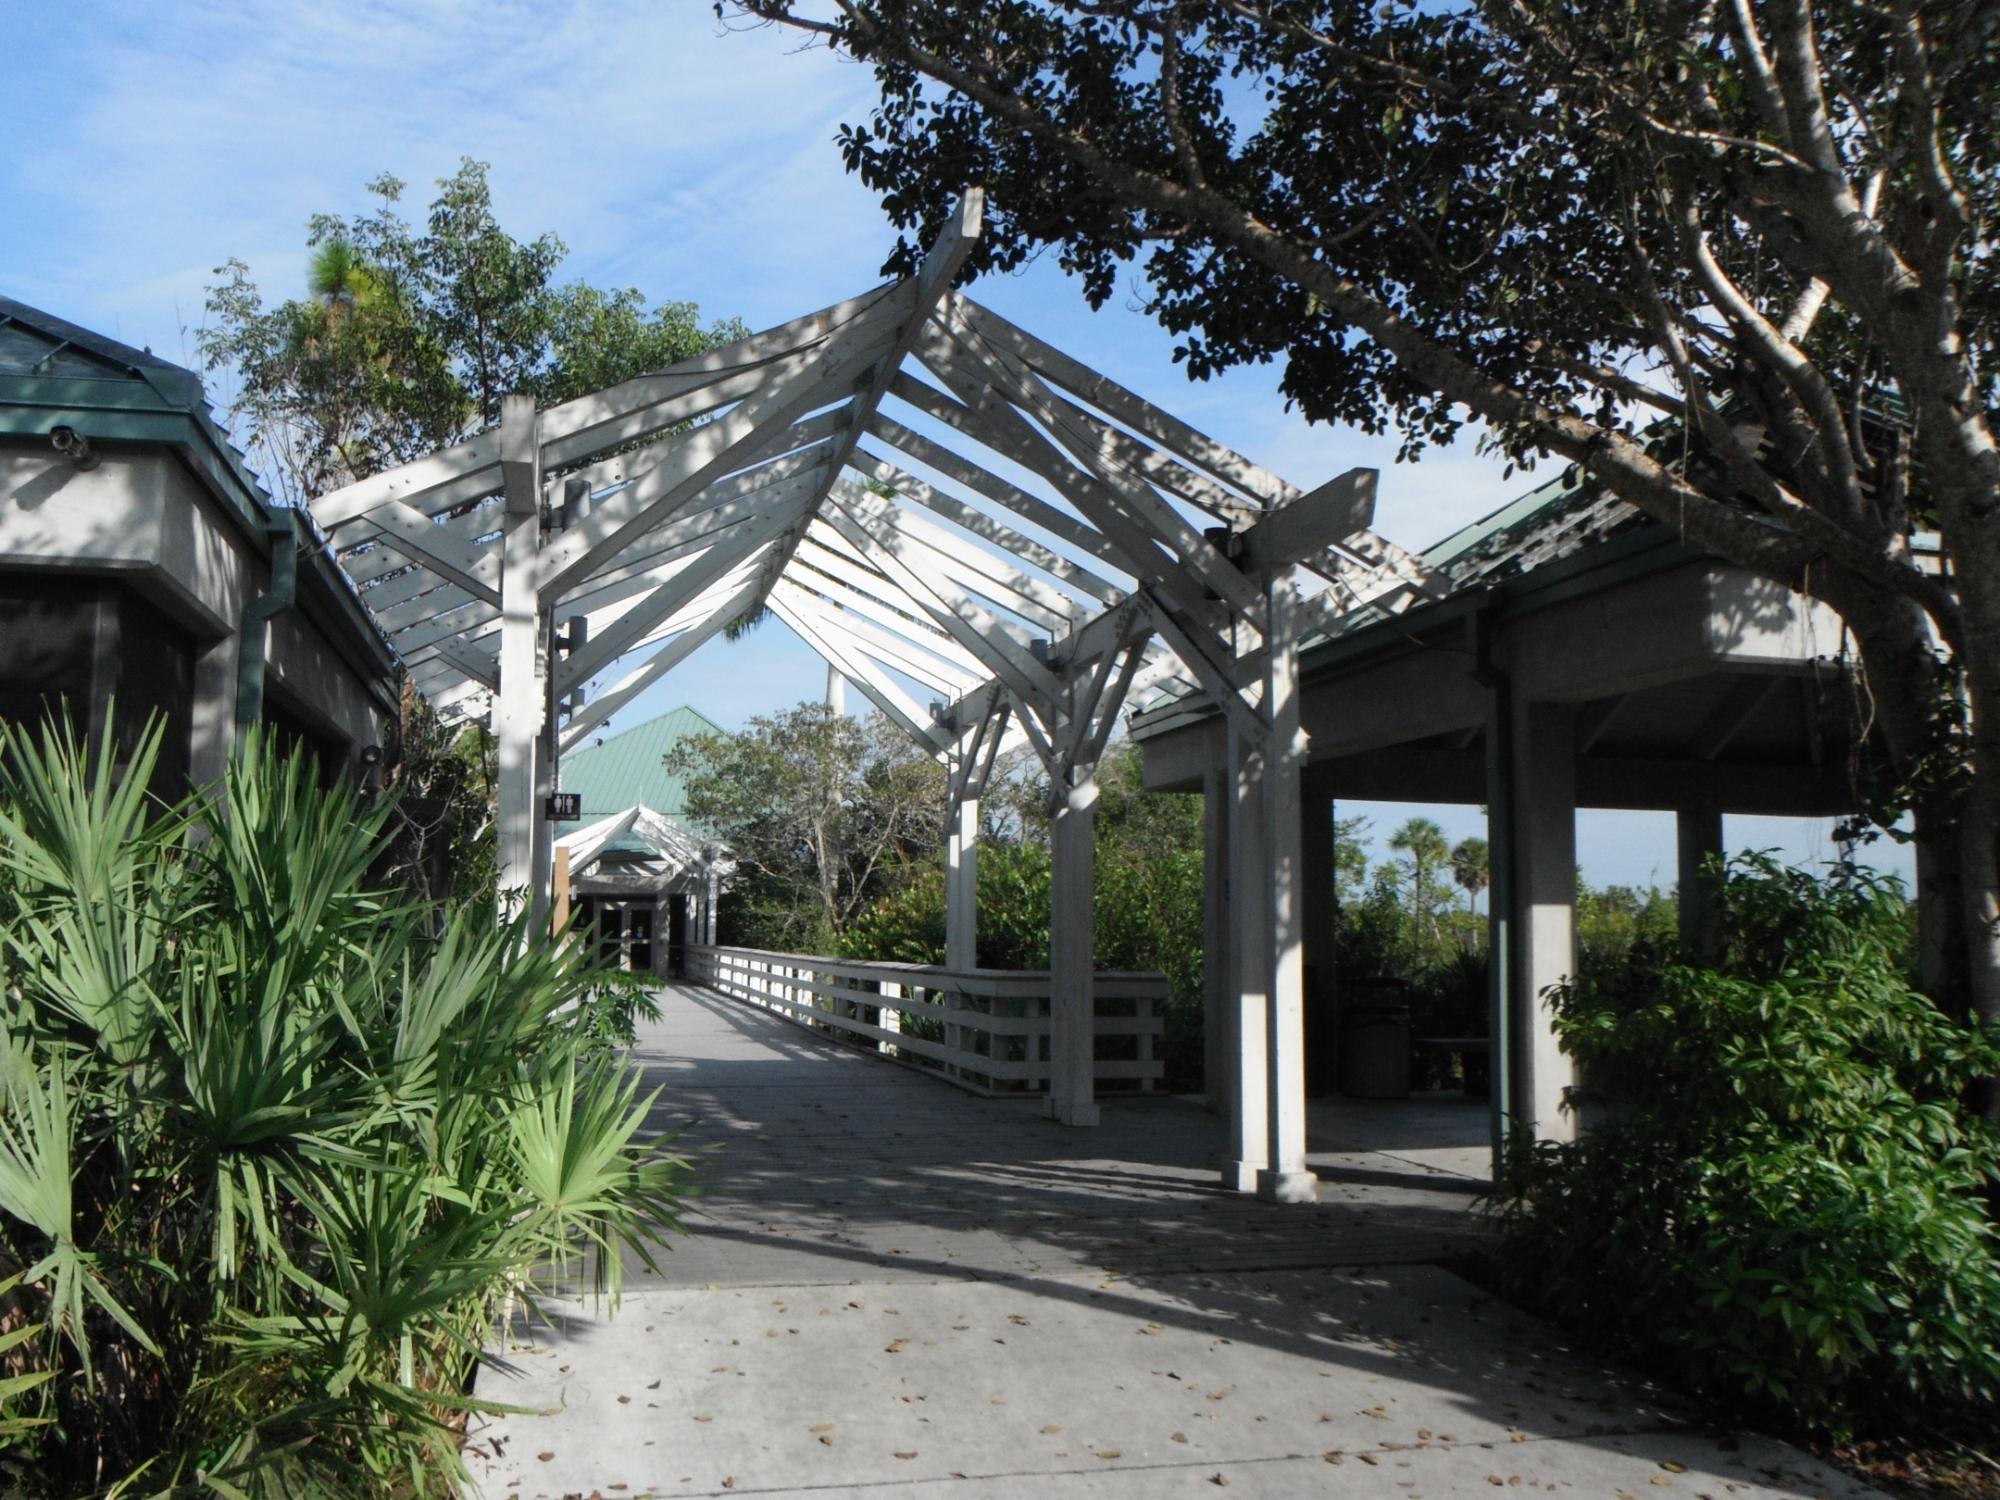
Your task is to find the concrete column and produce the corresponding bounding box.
[1202,760,1234,1117]
[189,635,238,790]
[945,794,979,970]
[1257,570,1315,1204]
[1045,763,1101,1127]
[825,663,847,716]
[1222,720,1269,1192]
[1300,766,1337,1098]
[1510,701,1579,1142]
[1675,801,1724,959]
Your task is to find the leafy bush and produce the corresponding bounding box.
[1493,854,2000,1436]
[0,719,689,1495]
[839,832,1209,1091]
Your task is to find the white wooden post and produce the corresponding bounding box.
[1512,702,1580,1141]
[1045,759,1101,1127]
[945,793,979,970]
[495,394,543,917]
[879,982,902,1055]
[1257,570,1316,1203]
[1202,761,1234,1117]
[1224,719,1269,1192]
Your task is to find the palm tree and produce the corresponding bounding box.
[307,237,378,330]
[1451,836,1490,948]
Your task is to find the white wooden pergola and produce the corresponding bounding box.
[309,195,1445,1201]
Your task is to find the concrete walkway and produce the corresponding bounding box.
[465,985,1874,1500]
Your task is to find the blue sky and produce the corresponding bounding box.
[0,0,1904,891]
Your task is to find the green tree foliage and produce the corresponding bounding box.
[1449,836,1489,926]
[837,742,1210,1087]
[0,718,688,1494]
[377,682,498,906]
[1388,816,1453,954]
[1496,855,2000,1437]
[668,705,948,951]
[199,158,747,505]
[729,0,2000,1082]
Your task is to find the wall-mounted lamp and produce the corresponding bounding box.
[50,425,100,471]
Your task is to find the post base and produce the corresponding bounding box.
[1219,1158,1265,1194]
[1043,1096,1101,1128]
[1256,1168,1320,1205]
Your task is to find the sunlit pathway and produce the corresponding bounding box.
[464,985,1875,1500]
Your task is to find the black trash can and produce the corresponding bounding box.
[1338,979,1413,1100]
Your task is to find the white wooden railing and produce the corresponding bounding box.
[685,944,1166,1097]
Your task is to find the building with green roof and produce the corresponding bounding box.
[0,294,397,792]
[555,704,722,827]
[551,706,728,977]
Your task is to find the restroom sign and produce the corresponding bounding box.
[544,792,582,821]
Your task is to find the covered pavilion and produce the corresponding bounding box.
[306,193,1874,1199]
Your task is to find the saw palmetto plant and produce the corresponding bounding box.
[0,718,689,1496]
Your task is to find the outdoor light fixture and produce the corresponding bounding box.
[358,744,384,766]
[50,425,99,470]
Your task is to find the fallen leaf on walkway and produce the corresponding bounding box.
[722,1480,736,1491]
[1363,1406,1389,1419]
[1041,1425,1061,1434]
[1487,1476,1505,1486]
[1660,1463,1688,1474]
[1325,1452,1345,1465]
[810,1424,833,1433]
[818,1435,833,1447]
[1211,1475,1230,1487]
[537,1451,555,1462]
[693,1414,712,1423]
[1171,1432,1188,1444]
[894,1452,918,1460]
[647,1380,661,1390]
[1356,1454,1379,1466]
[1650,1479,1673,1487]
[1418,1429,1434,1440]
[617,1395,631,1404]
[886,1339,908,1354]
[1096,1450,1122,1460]
[1008,1314,1030,1326]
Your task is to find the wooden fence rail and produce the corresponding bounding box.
[685,943,1166,1097]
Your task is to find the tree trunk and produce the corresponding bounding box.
[1817,567,2000,1120]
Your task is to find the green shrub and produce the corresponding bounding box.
[839,836,1209,1092]
[1493,854,2000,1437]
[0,719,689,1495]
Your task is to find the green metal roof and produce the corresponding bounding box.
[555,705,724,826]
[0,294,398,699]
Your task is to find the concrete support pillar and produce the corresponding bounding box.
[1256,571,1315,1203]
[1300,767,1337,1099]
[189,635,238,790]
[1046,763,1101,1127]
[945,794,979,971]
[1202,760,1234,1117]
[705,872,720,944]
[1675,801,1724,959]
[1509,701,1579,1142]
[1223,721,1270,1192]
[825,663,847,716]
